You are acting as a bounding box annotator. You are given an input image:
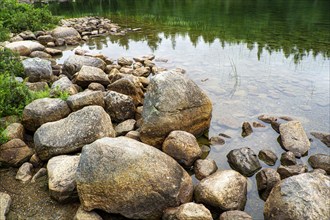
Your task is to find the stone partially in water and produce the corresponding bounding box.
[280,151,297,166]
[310,132,330,147]
[162,130,202,167]
[256,168,281,201]
[76,137,193,219]
[277,164,308,179]
[241,121,253,137]
[194,170,247,211]
[264,173,330,220]
[258,149,278,166]
[308,154,330,175]
[227,147,261,177]
[140,71,212,148]
[279,121,310,157]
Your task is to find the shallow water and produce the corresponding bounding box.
[50,0,330,219]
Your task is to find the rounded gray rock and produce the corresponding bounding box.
[22,58,53,82]
[194,159,218,180]
[67,90,105,111]
[194,170,247,211]
[264,172,330,220]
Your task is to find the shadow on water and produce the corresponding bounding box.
[46,0,330,63]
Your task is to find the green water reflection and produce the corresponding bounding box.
[49,0,330,62]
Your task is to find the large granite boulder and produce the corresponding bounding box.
[62,55,106,78]
[5,40,45,56]
[308,154,330,174]
[47,155,80,203]
[51,27,81,44]
[22,98,71,132]
[34,106,115,161]
[194,170,247,211]
[67,90,105,111]
[162,130,202,167]
[76,137,193,219]
[140,71,212,147]
[22,58,52,82]
[72,65,110,87]
[279,121,310,157]
[264,172,330,220]
[163,202,212,220]
[0,139,33,167]
[227,147,261,177]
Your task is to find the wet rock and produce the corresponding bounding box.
[73,65,110,87]
[2,123,24,141]
[280,151,297,166]
[253,121,266,128]
[310,132,330,147]
[22,98,71,132]
[26,81,49,92]
[45,47,63,56]
[50,76,79,96]
[279,121,310,157]
[194,159,218,180]
[271,121,280,133]
[241,122,253,137]
[107,77,144,106]
[30,50,52,59]
[258,114,277,123]
[125,130,141,141]
[67,90,105,111]
[163,202,212,220]
[104,91,136,123]
[140,71,212,148]
[227,147,261,177]
[209,136,225,145]
[37,35,54,45]
[264,172,330,220]
[76,137,193,219]
[31,167,47,183]
[5,40,45,56]
[34,105,115,161]
[88,82,105,91]
[47,155,80,203]
[22,58,52,82]
[258,149,277,166]
[308,154,330,174]
[74,206,102,220]
[256,168,281,201]
[194,170,247,211]
[277,164,308,179]
[162,130,202,167]
[52,27,81,44]
[16,162,33,182]
[115,119,136,136]
[0,192,12,220]
[0,139,33,167]
[62,55,106,78]
[219,210,252,220]
[117,57,133,66]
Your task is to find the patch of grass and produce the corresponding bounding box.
[0,48,24,77]
[0,127,9,145]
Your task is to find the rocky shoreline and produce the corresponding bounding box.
[1,16,330,220]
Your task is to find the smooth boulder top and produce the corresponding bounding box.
[140,71,212,147]
[5,40,45,56]
[76,136,193,219]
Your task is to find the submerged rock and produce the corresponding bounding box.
[241,121,253,137]
[140,71,212,147]
[310,132,330,147]
[264,173,330,220]
[279,121,310,157]
[34,105,115,161]
[194,170,247,211]
[76,137,193,219]
[227,147,261,177]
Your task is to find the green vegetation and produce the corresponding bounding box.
[0,127,9,145]
[0,0,59,41]
[0,49,69,119]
